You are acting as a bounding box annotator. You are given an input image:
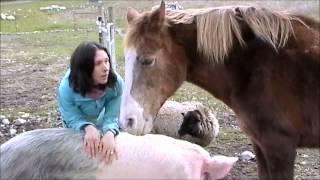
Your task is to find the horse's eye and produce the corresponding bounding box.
[138,57,155,66]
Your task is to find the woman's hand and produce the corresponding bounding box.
[84,125,100,159]
[99,131,118,165]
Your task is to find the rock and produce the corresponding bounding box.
[2,118,10,125]
[9,128,17,136]
[0,115,6,119]
[0,131,4,137]
[300,161,307,165]
[241,150,256,161]
[15,118,26,125]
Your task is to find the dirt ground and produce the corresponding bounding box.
[1,33,319,179]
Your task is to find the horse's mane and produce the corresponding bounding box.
[167,6,305,63]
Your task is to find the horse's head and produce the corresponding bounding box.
[120,1,188,135]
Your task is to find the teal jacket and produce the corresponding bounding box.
[57,69,123,135]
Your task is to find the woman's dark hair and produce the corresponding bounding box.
[69,42,117,96]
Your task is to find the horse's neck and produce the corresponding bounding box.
[186,61,233,106]
[169,22,233,106]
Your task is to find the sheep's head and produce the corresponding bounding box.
[178,109,203,138]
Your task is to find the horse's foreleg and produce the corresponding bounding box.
[261,134,297,180]
[252,143,270,180]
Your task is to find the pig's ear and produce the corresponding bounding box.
[209,156,238,179]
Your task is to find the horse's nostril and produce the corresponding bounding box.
[127,117,135,127]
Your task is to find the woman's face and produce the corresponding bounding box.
[92,49,110,85]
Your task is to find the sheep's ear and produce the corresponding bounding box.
[181,112,185,116]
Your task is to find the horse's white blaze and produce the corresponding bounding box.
[123,49,136,96]
[120,48,145,135]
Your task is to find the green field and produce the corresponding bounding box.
[1,0,319,33]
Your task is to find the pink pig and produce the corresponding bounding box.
[97,132,238,180]
[1,129,237,179]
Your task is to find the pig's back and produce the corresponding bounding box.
[97,133,209,179]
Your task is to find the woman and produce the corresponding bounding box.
[57,42,123,164]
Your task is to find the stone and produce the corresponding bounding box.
[2,118,10,125]
[9,128,17,135]
[241,150,256,161]
[300,161,307,165]
[15,118,27,125]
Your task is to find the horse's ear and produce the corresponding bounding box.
[127,7,140,24]
[150,0,165,26]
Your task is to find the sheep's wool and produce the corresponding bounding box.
[152,101,219,146]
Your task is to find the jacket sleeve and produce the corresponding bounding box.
[101,75,124,135]
[58,80,94,131]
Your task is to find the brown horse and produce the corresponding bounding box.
[119,1,320,179]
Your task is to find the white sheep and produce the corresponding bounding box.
[151,100,219,147]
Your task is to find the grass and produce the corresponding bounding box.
[0,0,95,32]
[1,0,318,33]
[8,30,98,65]
[15,31,99,54]
[10,31,126,77]
[206,127,251,155]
